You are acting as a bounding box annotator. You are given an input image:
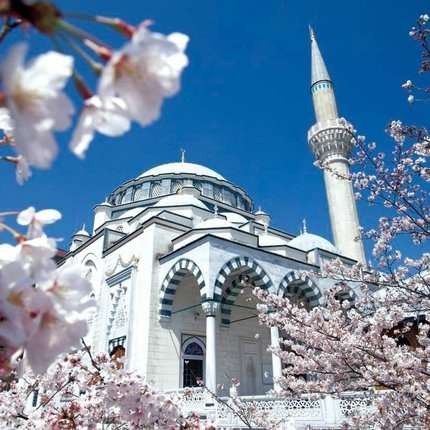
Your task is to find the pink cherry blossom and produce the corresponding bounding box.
[0,44,74,169]
[17,207,61,239]
[98,26,189,127]
[0,208,95,375]
[70,95,130,158]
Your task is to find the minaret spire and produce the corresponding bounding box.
[309,26,331,86]
[307,28,366,264]
[309,27,338,122]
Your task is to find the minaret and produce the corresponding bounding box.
[307,27,366,263]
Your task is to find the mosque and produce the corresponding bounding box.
[63,29,366,421]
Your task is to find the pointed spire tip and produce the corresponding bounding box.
[309,25,316,42]
[309,26,332,85]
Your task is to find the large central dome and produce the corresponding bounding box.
[107,160,253,212]
[139,162,226,181]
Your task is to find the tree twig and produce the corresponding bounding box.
[0,16,21,44]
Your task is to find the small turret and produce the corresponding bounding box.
[255,207,271,230]
[70,224,90,251]
[93,200,112,233]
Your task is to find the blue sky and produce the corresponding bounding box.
[1,0,428,256]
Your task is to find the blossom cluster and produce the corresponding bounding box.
[0,350,205,429]
[402,14,430,103]
[350,120,429,267]
[256,279,430,428]
[254,14,430,428]
[0,207,95,375]
[0,1,189,183]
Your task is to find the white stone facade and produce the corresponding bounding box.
[63,160,358,398]
[61,28,367,427]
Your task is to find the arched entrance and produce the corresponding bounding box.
[214,257,274,396]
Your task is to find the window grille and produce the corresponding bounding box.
[108,336,126,353]
[134,182,150,200]
[193,180,202,192]
[171,179,183,193]
[202,182,213,198]
[213,185,222,201]
[122,187,133,204]
[150,181,163,197]
[223,189,235,206]
[114,193,122,205]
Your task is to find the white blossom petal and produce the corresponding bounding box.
[17,206,36,226]
[35,209,61,224]
[1,44,74,169]
[70,96,130,158]
[98,27,188,128]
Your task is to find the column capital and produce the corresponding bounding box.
[201,300,219,317]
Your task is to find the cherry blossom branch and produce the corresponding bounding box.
[80,338,100,372]
[0,16,21,43]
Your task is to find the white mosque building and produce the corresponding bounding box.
[63,29,367,426]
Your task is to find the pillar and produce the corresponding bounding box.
[201,300,219,394]
[270,326,282,392]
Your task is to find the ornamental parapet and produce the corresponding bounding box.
[307,117,356,163]
[166,388,374,428]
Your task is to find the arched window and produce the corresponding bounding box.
[150,181,163,197]
[122,187,133,204]
[213,185,222,201]
[114,193,122,205]
[134,182,150,201]
[237,195,245,210]
[192,180,202,193]
[223,188,235,206]
[171,179,183,194]
[202,182,213,198]
[181,337,205,387]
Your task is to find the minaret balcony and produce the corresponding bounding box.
[307,118,356,162]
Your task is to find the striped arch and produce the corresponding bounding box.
[334,284,356,303]
[159,259,205,319]
[214,257,273,326]
[278,271,323,308]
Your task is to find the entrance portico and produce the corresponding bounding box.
[157,236,325,396]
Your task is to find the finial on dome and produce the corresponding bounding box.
[180,148,186,163]
[74,223,89,237]
[302,218,308,234]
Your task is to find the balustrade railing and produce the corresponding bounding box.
[165,388,373,429]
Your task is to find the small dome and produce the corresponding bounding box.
[255,208,267,216]
[138,162,226,181]
[154,194,208,210]
[196,217,234,229]
[74,225,90,237]
[288,232,339,253]
[221,212,247,224]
